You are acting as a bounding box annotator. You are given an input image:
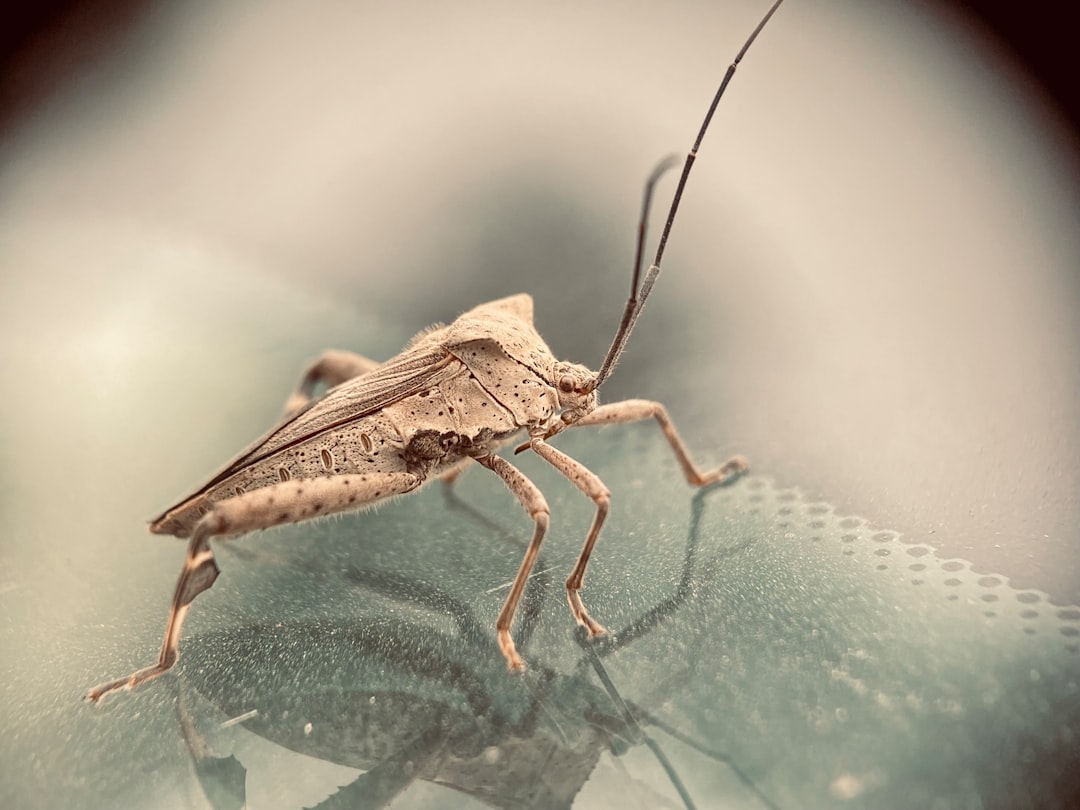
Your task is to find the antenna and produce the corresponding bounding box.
[594,0,785,387]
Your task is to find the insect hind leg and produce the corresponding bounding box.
[569,399,747,486]
[87,471,421,703]
[86,525,218,703]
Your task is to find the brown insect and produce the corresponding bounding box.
[88,0,784,704]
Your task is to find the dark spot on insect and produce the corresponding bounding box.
[266,496,275,505]
[320,449,333,470]
[405,429,458,463]
[343,478,351,486]
[313,502,323,511]
[374,491,381,498]
[348,495,356,504]
[278,467,291,482]
[295,486,304,496]
[468,427,495,446]
[278,512,291,522]
[447,406,455,414]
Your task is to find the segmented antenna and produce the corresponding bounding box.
[595,0,785,387]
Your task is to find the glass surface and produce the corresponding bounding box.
[1,1,1078,809]
[138,472,1080,810]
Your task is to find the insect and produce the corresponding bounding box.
[87,0,784,704]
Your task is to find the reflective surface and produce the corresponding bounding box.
[167,472,1080,810]
[6,432,1078,808]
[2,1,1078,808]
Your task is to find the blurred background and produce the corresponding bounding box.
[2,0,1077,600]
[1,0,1078,807]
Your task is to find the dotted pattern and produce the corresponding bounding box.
[739,476,1080,655]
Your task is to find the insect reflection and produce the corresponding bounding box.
[174,488,780,810]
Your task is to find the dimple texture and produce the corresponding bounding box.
[736,476,1080,652]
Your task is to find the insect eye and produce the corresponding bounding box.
[558,375,575,394]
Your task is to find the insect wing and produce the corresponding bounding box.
[152,346,459,522]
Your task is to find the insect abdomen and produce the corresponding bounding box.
[149,414,406,537]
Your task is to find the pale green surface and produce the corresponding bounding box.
[5,418,1077,808]
[167,466,1080,810]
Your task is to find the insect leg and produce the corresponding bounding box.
[86,521,218,703]
[474,454,550,672]
[87,471,421,703]
[528,437,611,638]
[569,399,748,486]
[283,349,382,415]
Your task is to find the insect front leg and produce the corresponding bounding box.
[283,349,382,415]
[569,399,748,486]
[473,454,550,672]
[528,437,611,638]
[87,471,421,703]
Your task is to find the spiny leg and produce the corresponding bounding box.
[528,437,611,637]
[569,399,748,486]
[284,349,381,415]
[87,471,421,703]
[474,454,550,672]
